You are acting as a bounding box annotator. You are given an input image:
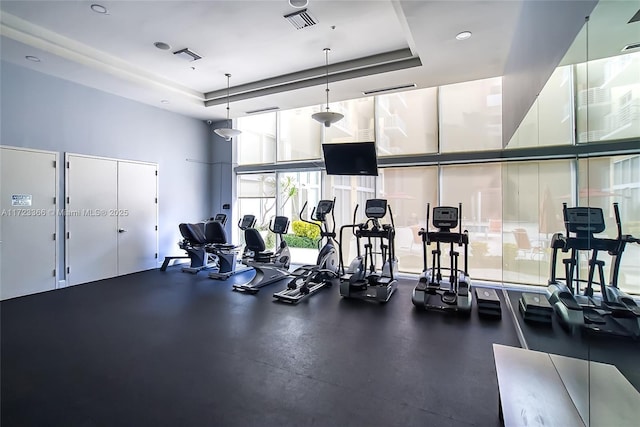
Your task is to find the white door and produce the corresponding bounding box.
[1,147,58,300]
[66,155,118,286]
[117,161,158,275]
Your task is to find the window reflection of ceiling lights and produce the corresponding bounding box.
[90,4,107,14]
[456,31,472,41]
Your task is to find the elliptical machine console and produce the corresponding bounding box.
[338,199,398,303]
[411,203,474,315]
[274,199,341,304]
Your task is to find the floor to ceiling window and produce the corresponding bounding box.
[234,59,638,291]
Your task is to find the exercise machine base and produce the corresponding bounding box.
[475,287,502,319]
[411,274,472,315]
[273,276,338,304]
[232,263,290,294]
[518,292,552,324]
[339,277,397,303]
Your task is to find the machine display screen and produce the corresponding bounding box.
[565,207,605,233]
[240,214,256,229]
[433,207,458,229]
[365,199,387,219]
[316,200,334,215]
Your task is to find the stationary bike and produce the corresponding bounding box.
[273,199,340,304]
[338,199,398,303]
[233,215,291,294]
[207,214,253,280]
[411,203,473,314]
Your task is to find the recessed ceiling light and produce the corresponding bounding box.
[289,0,309,8]
[25,55,41,62]
[456,31,472,41]
[160,100,170,104]
[154,42,171,50]
[90,4,108,14]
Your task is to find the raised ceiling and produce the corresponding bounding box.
[0,1,636,123]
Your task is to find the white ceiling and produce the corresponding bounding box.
[0,1,637,123]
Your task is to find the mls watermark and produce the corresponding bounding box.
[1,209,129,217]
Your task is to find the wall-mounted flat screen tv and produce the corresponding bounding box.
[322,142,378,176]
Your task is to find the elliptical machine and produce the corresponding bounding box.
[411,203,473,314]
[603,204,640,317]
[338,199,398,303]
[273,199,340,304]
[546,203,639,337]
[233,216,291,294]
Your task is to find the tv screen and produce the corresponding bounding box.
[322,142,378,176]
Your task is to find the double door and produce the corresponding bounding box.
[66,154,158,286]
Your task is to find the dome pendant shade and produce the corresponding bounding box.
[312,48,343,128]
[214,127,242,141]
[213,73,242,141]
[311,111,344,127]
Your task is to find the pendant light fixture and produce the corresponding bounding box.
[214,73,242,141]
[311,48,344,127]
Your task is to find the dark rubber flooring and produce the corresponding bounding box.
[2,268,519,427]
[507,290,640,392]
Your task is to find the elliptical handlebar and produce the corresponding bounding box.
[613,202,622,241]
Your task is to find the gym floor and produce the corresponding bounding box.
[2,268,518,427]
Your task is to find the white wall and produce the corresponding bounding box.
[1,60,214,280]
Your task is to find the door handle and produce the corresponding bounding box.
[118,229,127,233]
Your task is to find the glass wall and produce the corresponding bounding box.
[376,166,438,274]
[233,55,638,292]
[376,88,438,156]
[236,113,277,165]
[576,51,640,143]
[440,163,503,282]
[578,155,640,295]
[323,174,377,265]
[439,77,502,152]
[324,98,375,143]
[235,173,276,247]
[277,171,322,265]
[507,66,574,148]
[502,160,573,285]
[278,106,323,162]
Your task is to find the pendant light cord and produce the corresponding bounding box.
[324,48,330,112]
[225,73,231,127]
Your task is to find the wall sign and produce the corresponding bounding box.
[11,194,32,206]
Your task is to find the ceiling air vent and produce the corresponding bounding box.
[246,106,280,115]
[622,42,640,52]
[173,48,202,62]
[284,8,317,30]
[363,83,417,95]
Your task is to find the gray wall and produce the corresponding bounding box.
[1,60,213,278]
[501,0,597,146]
